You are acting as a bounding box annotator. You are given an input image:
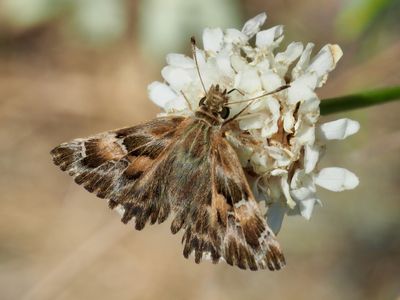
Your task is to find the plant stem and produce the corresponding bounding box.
[320,86,400,115]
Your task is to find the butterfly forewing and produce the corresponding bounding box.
[51,113,285,270]
[51,116,185,201]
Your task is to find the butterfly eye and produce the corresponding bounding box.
[220,106,230,119]
[199,97,206,106]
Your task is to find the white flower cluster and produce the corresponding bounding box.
[148,13,359,234]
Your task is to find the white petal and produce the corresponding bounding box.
[267,147,293,168]
[267,176,284,201]
[247,96,265,113]
[230,54,247,73]
[161,66,192,91]
[293,73,318,90]
[261,118,279,138]
[329,44,343,64]
[239,114,265,130]
[241,12,267,38]
[306,44,343,87]
[304,144,320,173]
[250,152,270,174]
[294,124,316,145]
[166,53,194,68]
[266,202,286,234]
[291,187,315,201]
[315,167,359,191]
[198,57,225,89]
[282,109,295,133]
[292,43,314,79]
[266,97,280,115]
[299,198,317,220]
[280,174,296,209]
[290,178,319,220]
[224,28,248,44]
[269,170,297,208]
[299,97,320,123]
[164,95,187,111]
[261,125,278,138]
[215,49,234,76]
[260,98,280,137]
[242,44,257,59]
[318,118,360,140]
[203,27,224,53]
[255,25,284,48]
[255,59,270,73]
[260,70,284,92]
[290,169,316,191]
[275,42,304,76]
[148,81,177,109]
[270,168,287,176]
[287,81,316,105]
[276,42,304,63]
[235,67,261,94]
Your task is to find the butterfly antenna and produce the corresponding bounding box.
[191,37,207,95]
[228,84,290,105]
[227,88,245,95]
[181,90,193,112]
[223,84,290,127]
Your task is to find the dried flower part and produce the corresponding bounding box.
[148,12,359,233]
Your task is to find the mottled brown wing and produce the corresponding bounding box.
[51,115,285,270]
[180,134,285,271]
[51,116,186,215]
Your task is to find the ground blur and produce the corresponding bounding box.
[0,1,399,299]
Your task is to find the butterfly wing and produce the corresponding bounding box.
[179,133,285,270]
[51,115,186,218]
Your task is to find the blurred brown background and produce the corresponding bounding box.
[0,0,399,299]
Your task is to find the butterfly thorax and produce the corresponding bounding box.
[195,84,230,126]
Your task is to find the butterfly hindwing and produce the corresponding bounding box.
[214,137,285,270]
[178,133,285,270]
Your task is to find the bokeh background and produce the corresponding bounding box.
[1,0,399,299]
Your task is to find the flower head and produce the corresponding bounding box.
[148,13,359,234]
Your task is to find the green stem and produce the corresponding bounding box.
[320,86,400,115]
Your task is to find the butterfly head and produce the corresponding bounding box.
[198,84,230,119]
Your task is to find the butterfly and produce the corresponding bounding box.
[51,38,288,271]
